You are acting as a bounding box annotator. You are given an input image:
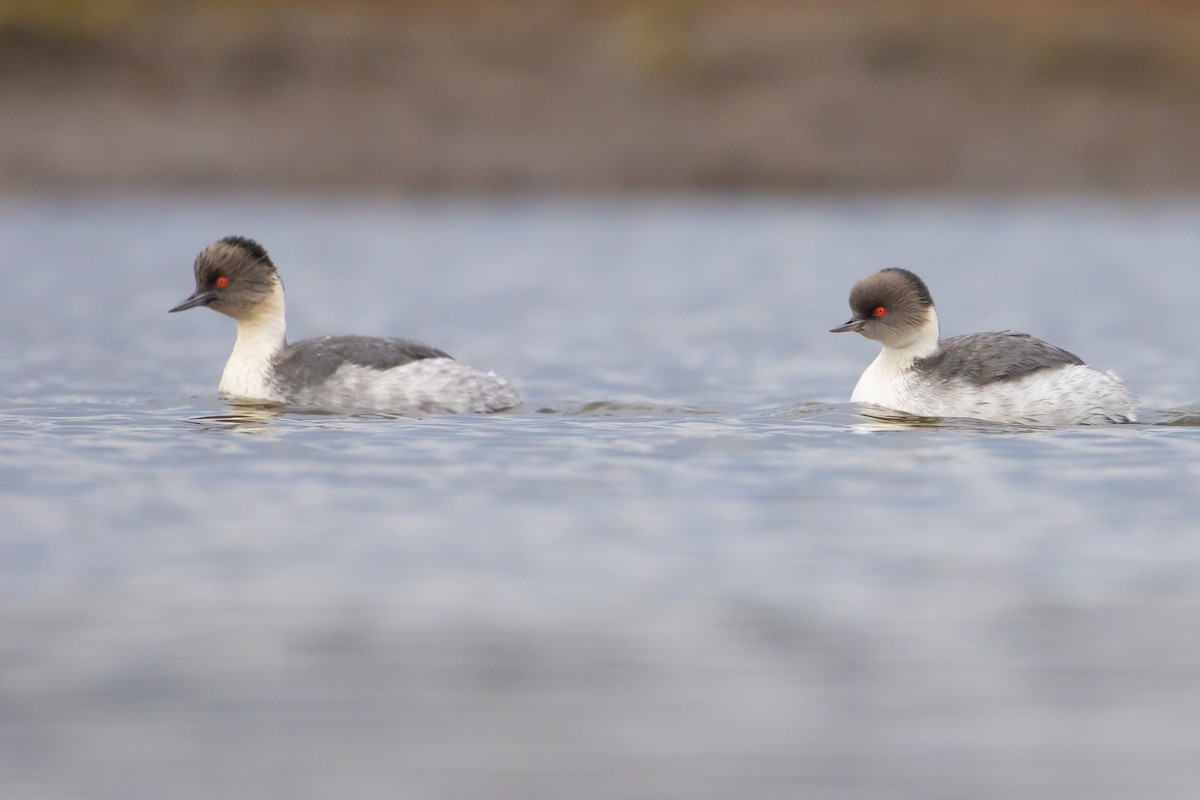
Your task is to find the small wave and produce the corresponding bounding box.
[538,400,730,417]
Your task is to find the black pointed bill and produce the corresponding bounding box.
[830,318,867,333]
[169,289,216,313]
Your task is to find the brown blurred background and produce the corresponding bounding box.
[3,0,1199,192]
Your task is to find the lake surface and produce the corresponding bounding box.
[2,193,1200,799]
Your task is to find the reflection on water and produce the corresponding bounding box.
[1154,403,1200,427]
[556,399,730,416]
[189,397,1200,433]
[2,195,1200,800]
[187,403,287,431]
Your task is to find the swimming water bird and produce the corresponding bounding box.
[169,236,519,414]
[830,268,1135,425]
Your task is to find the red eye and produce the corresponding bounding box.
[215,276,229,288]
[873,306,887,317]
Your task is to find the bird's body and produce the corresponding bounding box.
[171,236,519,414]
[832,268,1135,425]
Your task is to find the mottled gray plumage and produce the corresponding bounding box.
[273,335,451,390]
[915,331,1085,386]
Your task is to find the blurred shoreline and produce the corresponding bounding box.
[4,0,1200,193]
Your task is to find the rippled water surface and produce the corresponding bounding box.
[3,194,1200,799]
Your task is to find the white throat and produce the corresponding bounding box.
[218,281,288,403]
[884,306,940,360]
[850,307,941,408]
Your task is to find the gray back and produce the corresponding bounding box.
[273,335,452,389]
[916,332,1085,386]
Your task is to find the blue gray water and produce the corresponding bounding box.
[2,194,1200,799]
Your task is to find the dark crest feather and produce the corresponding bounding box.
[848,268,934,319]
[877,268,932,307]
[218,235,273,267]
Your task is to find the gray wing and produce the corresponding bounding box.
[274,335,452,387]
[917,331,1084,386]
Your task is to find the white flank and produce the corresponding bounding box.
[292,358,520,414]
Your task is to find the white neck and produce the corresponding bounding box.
[885,306,941,361]
[850,307,941,408]
[218,282,288,403]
